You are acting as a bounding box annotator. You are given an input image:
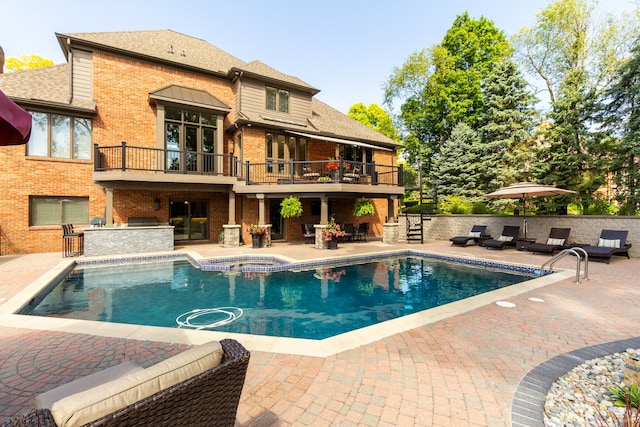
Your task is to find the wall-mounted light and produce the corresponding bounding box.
[154,197,161,210]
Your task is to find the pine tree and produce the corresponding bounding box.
[478,59,539,194]
[432,123,483,197]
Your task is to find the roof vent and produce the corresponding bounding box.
[168,45,174,54]
[181,49,186,57]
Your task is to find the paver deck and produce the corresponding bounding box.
[0,239,638,426]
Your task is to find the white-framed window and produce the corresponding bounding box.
[265,86,289,113]
[28,112,92,160]
[29,196,89,226]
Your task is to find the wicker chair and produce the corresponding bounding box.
[1,339,250,427]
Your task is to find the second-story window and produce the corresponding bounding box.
[28,111,92,160]
[164,106,216,172]
[265,86,289,113]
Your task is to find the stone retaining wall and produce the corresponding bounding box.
[398,215,640,257]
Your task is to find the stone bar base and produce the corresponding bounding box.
[84,226,174,257]
[223,224,241,248]
[383,222,399,244]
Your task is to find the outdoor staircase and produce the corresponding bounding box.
[404,171,437,244]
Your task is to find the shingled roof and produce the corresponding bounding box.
[232,60,318,94]
[0,64,94,111]
[56,30,245,76]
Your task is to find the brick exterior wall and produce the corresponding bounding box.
[1,50,398,255]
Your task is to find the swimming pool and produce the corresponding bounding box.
[21,253,536,340]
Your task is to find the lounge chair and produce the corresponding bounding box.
[449,225,489,246]
[527,227,572,254]
[353,222,369,242]
[482,225,520,249]
[575,229,631,263]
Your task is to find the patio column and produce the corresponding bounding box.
[320,196,329,225]
[105,188,114,228]
[227,191,236,225]
[257,194,265,224]
[387,196,396,223]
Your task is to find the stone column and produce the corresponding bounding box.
[227,192,236,225]
[223,224,241,248]
[106,188,114,228]
[383,223,399,244]
[257,194,265,224]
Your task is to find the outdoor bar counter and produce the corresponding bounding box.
[84,225,174,256]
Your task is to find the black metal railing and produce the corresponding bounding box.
[94,142,237,176]
[93,144,402,187]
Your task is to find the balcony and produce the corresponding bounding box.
[93,143,403,194]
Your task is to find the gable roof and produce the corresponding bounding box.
[57,30,246,77]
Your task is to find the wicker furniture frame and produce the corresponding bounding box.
[1,339,250,427]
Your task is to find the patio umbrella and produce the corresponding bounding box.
[0,89,31,146]
[484,182,575,240]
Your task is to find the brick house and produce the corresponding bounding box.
[0,30,403,255]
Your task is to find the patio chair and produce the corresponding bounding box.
[301,223,315,244]
[449,225,489,247]
[527,227,571,254]
[482,225,520,249]
[575,229,631,263]
[340,223,354,242]
[302,164,319,180]
[353,222,369,242]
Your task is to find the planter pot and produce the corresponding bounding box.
[252,234,262,248]
[327,239,338,250]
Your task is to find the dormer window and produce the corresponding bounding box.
[266,86,289,113]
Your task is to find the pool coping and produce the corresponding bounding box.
[0,249,573,357]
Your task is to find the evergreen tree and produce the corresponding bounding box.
[478,59,539,193]
[432,123,483,197]
[602,39,640,214]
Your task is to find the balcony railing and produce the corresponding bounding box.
[244,159,403,186]
[93,143,402,187]
[94,142,237,176]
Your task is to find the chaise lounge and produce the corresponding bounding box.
[575,229,631,263]
[449,225,489,247]
[527,227,572,254]
[1,339,250,427]
[482,225,520,249]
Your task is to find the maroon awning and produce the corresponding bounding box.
[0,89,31,146]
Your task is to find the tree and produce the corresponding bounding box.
[4,54,54,72]
[514,0,637,213]
[348,103,400,142]
[602,37,640,214]
[384,13,511,174]
[431,123,484,197]
[478,58,539,193]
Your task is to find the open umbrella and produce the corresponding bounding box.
[484,182,575,240]
[0,89,31,146]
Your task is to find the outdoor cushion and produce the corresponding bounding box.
[598,238,621,248]
[51,341,224,427]
[35,361,143,410]
[469,231,481,238]
[546,238,565,246]
[497,235,514,242]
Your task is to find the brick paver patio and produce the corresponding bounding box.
[0,240,638,426]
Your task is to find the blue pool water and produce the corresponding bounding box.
[23,256,533,340]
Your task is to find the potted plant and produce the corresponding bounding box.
[280,196,303,219]
[247,222,267,248]
[321,217,345,249]
[353,199,375,217]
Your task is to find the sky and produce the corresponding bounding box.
[1,0,637,114]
